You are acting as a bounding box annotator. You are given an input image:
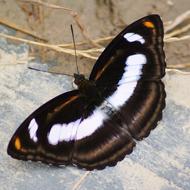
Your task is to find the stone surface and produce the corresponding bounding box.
[0,1,190,189]
[0,28,190,190]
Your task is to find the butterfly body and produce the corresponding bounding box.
[73,73,102,103]
[7,15,166,170]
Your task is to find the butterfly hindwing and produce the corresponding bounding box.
[119,80,166,140]
[72,109,136,170]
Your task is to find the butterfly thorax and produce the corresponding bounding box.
[74,73,101,101]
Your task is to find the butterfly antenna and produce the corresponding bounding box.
[71,25,79,75]
[28,66,74,77]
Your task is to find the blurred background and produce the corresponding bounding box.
[0,1,190,190]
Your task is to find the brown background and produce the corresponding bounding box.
[0,0,190,75]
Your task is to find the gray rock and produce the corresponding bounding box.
[0,27,190,190]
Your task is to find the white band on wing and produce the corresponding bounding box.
[47,109,108,144]
[47,53,147,144]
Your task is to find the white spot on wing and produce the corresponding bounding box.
[28,119,38,142]
[124,33,145,44]
[126,54,147,65]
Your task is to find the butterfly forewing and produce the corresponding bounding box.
[89,14,166,140]
[7,90,86,165]
[7,14,166,170]
[90,14,165,85]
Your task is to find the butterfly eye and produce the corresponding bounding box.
[73,74,85,87]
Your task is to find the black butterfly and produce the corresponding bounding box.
[7,14,166,170]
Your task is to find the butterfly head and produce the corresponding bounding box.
[73,73,86,87]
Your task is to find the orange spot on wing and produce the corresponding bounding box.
[15,137,21,150]
[143,21,154,28]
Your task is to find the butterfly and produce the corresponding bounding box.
[7,14,166,170]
